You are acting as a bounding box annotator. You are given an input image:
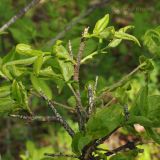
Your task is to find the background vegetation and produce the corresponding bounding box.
[0,0,160,159]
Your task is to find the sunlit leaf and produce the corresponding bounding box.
[93,14,109,34]
[114,31,141,46]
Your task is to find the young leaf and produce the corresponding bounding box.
[3,56,37,66]
[93,14,109,34]
[114,31,141,46]
[143,26,160,56]
[99,26,115,39]
[139,56,154,72]
[119,25,135,32]
[16,44,42,56]
[108,39,122,48]
[53,40,75,63]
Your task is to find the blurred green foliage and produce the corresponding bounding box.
[0,0,160,160]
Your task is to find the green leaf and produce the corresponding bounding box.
[119,25,135,32]
[3,56,37,66]
[39,67,65,93]
[33,55,44,75]
[39,66,62,80]
[16,44,39,56]
[67,96,76,107]
[12,80,23,104]
[53,40,75,63]
[110,150,138,160]
[139,56,154,72]
[0,97,17,115]
[2,48,15,64]
[108,39,122,48]
[58,59,74,82]
[30,74,52,100]
[16,44,50,56]
[86,104,124,140]
[130,86,148,116]
[1,56,37,79]
[147,95,160,122]
[72,132,92,155]
[11,80,29,111]
[143,26,160,56]
[98,26,115,39]
[114,31,141,46]
[0,85,11,98]
[72,104,124,155]
[93,14,109,34]
[127,115,160,128]
[72,132,82,155]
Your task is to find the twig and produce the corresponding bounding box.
[123,104,130,121]
[10,114,58,122]
[53,100,76,112]
[94,76,99,95]
[99,63,146,99]
[95,127,119,147]
[68,40,73,59]
[0,0,41,32]
[81,127,119,160]
[74,27,89,82]
[87,84,94,115]
[46,0,111,46]
[105,141,137,156]
[30,90,75,112]
[41,93,75,137]
[103,97,117,108]
[73,27,89,131]
[68,83,87,130]
[44,153,79,159]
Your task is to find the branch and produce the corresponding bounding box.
[73,27,89,131]
[10,114,58,122]
[74,27,89,82]
[53,100,76,113]
[105,141,137,156]
[0,0,40,32]
[46,0,111,46]
[44,153,78,159]
[41,93,75,137]
[80,127,119,160]
[30,90,75,112]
